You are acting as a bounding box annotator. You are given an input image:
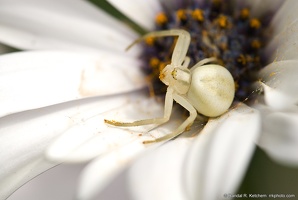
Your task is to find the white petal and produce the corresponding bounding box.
[49,96,204,199]
[0,157,55,200]
[0,51,145,117]
[0,91,140,199]
[258,111,298,166]
[77,141,147,200]
[45,92,166,163]
[261,83,298,111]
[8,163,87,200]
[185,104,260,200]
[259,60,298,106]
[246,0,284,18]
[73,101,203,199]
[269,0,298,36]
[266,20,298,61]
[128,138,195,200]
[107,0,162,30]
[0,0,139,55]
[127,104,260,200]
[76,112,205,200]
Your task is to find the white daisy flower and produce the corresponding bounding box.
[0,0,297,199]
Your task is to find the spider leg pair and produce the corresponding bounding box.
[105,30,216,144]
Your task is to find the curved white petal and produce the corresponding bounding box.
[259,60,298,105]
[107,0,162,30]
[0,0,140,55]
[247,0,284,18]
[0,51,145,117]
[258,111,298,166]
[261,83,298,112]
[0,91,140,199]
[127,104,260,200]
[45,92,167,163]
[269,0,298,37]
[76,120,204,200]
[128,138,195,200]
[185,103,260,200]
[77,141,147,200]
[48,95,202,199]
[8,163,87,200]
[266,20,298,61]
[0,157,55,200]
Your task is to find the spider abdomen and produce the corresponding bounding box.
[187,64,235,117]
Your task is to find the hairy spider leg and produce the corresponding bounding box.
[104,87,174,127]
[143,93,197,144]
[105,30,191,127]
[126,29,191,66]
[182,56,191,69]
[105,30,196,143]
[190,57,217,72]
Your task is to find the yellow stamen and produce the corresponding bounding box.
[192,9,204,22]
[251,39,261,49]
[145,37,155,46]
[234,81,239,91]
[155,13,168,25]
[150,57,160,68]
[240,8,250,19]
[159,62,168,72]
[217,15,228,28]
[176,9,187,21]
[250,18,261,29]
[237,54,246,65]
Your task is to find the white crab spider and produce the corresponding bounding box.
[105,29,235,144]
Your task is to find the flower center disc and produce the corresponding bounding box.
[141,0,270,102]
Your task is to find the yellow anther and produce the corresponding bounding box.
[176,9,187,21]
[145,37,155,46]
[240,8,250,19]
[251,39,261,49]
[254,56,260,63]
[234,81,239,91]
[237,54,246,65]
[250,18,261,29]
[155,13,168,25]
[192,9,204,22]
[217,15,228,28]
[159,62,167,71]
[150,57,160,68]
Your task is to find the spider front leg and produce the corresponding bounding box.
[190,57,217,72]
[182,56,191,69]
[143,93,197,144]
[126,29,191,66]
[104,87,174,127]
